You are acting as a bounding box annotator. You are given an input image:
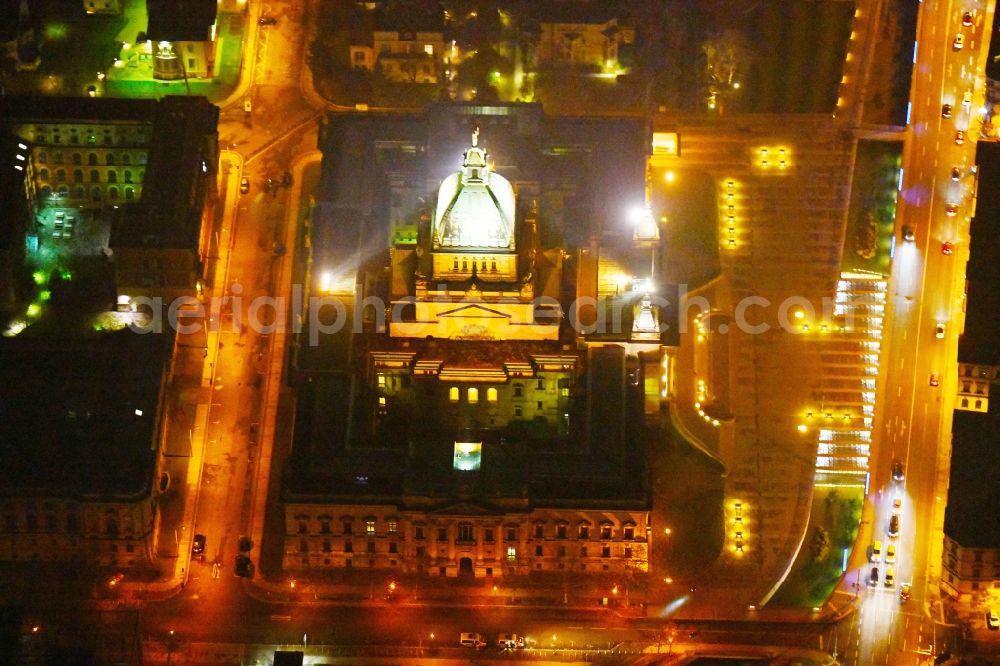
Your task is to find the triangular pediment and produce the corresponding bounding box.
[427,500,503,516]
[437,304,511,319]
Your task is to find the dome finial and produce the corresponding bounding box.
[472,126,479,147]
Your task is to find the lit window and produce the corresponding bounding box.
[378,396,386,406]
[487,387,498,402]
[377,374,386,387]
[387,521,397,534]
[366,520,375,536]
[423,44,434,55]
[449,386,459,402]
[506,546,517,560]
[468,387,479,403]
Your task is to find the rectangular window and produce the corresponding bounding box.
[344,540,353,553]
[438,527,448,541]
[557,524,567,539]
[389,542,398,554]
[415,526,425,540]
[323,540,332,552]
[535,545,543,556]
[623,526,635,540]
[506,546,517,560]
[297,519,307,534]
[321,519,331,534]
[387,520,398,534]
[601,545,611,558]
[624,546,633,558]
[366,520,376,536]
[458,523,474,542]
[484,528,495,543]
[601,525,612,539]
[505,527,517,541]
[367,541,376,553]
[534,524,544,538]
[579,525,589,539]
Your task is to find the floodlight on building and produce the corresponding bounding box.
[17,143,26,150]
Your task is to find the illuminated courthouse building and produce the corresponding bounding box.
[283,103,665,579]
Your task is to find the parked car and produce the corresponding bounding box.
[498,634,525,649]
[192,533,206,557]
[892,459,905,481]
[886,543,897,564]
[987,610,1000,630]
[889,513,900,537]
[258,15,278,25]
[869,566,880,587]
[935,322,946,338]
[900,583,911,602]
[235,554,253,578]
[885,567,895,587]
[871,540,883,562]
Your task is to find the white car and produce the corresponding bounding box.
[954,33,965,50]
[987,610,1000,630]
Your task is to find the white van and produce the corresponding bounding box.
[498,634,525,649]
[460,633,486,648]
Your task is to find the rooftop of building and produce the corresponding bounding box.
[943,141,1000,550]
[528,0,630,26]
[0,96,158,125]
[0,327,171,500]
[146,0,217,42]
[959,142,1000,366]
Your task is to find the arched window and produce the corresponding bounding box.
[468,387,479,404]
[57,185,69,197]
[37,152,47,164]
[39,185,52,198]
[91,186,102,201]
[90,170,100,183]
[108,186,119,200]
[73,169,83,183]
[88,153,98,166]
[72,153,81,165]
[107,170,117,183]
[106,153,115,166]
[449,387,459,402]
[56,169,66,183]
[74,186,85,199]
[125,187,134,202]
[121,153,131,165]
[124,170,132,183]
[487,387,498,402]
[39,168,49,181]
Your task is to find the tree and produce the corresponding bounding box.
[456,46,510,88]
[701,29,752,113]
[810,527,831,563]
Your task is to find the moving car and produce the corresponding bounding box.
[942,104,953,118]
[929,373,941,387]
[192,533,206,557]
[902,226,915,242]
[892,460,905,481]
[885,567,895,587]
[889,513,900,537]
[243,98,252,113]
[871,540,883,562]
[953,33,965,50]
[900,583,911,602]
[869,566,880,587]
[962,90,974,109]
[240,177,250,194]
[962,11,974,26]
[936,322,946,338]
[460,633,487,648]
[235,554,253,578]
[951,166,962,181]
[955,130,966,145]
[258,15,277,25]
[942,241,954,255]
[886,543,897,564]
[893,497,902,510]
[945,202,958,216]
[987,610,1000,630]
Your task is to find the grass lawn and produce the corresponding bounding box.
[769,486,864,608]
[842,140,903,276]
